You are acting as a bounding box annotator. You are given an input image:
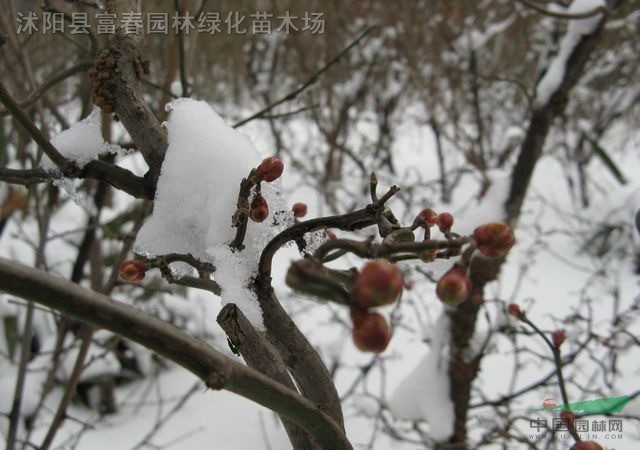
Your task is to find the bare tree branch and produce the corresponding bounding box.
[0,257,352,450]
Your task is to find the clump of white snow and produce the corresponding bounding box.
[389,313,455,441]
[42,109,119,170]
[135,99,262,257]
[135,98,288,329]
[534,0,606,107]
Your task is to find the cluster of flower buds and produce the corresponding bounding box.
[349,259,403,353]
[472,221,516,258]
[416,208,455,234]
[248,157,284,223]
[120,259,146,282]
[436,264,472,306]
[570,441,604,450]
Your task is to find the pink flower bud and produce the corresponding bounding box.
[292,202,308,218]
[473,222,516,258]
[351,310,391,353]
[256,156,284,182]
[552,330,566,348]
[352,259,403,309]
[249,195,269,222]
[437,212,454,233]
[120,259,146,282]
[507,303,522,319]
[436,264,472,306]
[418,208,438,227]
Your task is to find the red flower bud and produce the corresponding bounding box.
[351,310,391,353]
[292,202,308,218]
[507,303,522,319]
[120,259,146,282]
[418,208,438,227]
[256,156,284,182]
[249,195,269,222]
[552,330,566,348]
[325,229,337,240]
[473,222,515,258]
[436,265,472,306]
[352,259,403,309]
[570,441,604,450]
[437,212,454,233]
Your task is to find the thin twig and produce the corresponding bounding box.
[5,303,35,450]
[233,25,377,128]
[0,62,93,117]
[0,81,71,170]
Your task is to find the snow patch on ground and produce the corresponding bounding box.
[389,313,454,441]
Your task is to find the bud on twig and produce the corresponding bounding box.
[351,259,403,309]
[436,264,472,306]
[437,212,454,233]
[507,303,522,319]
[417,208,438,227]
[256,156,284,182]
[249,195,269,222]
[472,222,516,258]
[120,259,146,282]
[351,310,391,353]
[292,202,308,218]
[552,329,566,348]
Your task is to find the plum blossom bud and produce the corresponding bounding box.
[473,222,516,258]
[352,259,403,309]
[256,156,284,182]
[351,310,391,353]
[417,208,438,227]
[552,330,566,348]
[249,195,269,222]
[507,303,522,319]
[325,229,337,240]
[436,264,472,306]
[120,259,146,282]
[292,202,307,218]
[437,212,454,233]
